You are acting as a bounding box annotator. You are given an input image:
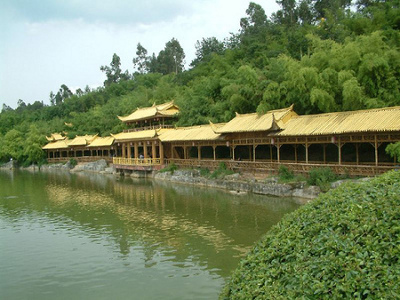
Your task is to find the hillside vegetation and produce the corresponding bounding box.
[221,170,400,299]
[1,0,400,165]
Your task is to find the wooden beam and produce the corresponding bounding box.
[356,143,359,165]
[134,142,139,159]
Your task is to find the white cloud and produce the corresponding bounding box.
[0,1,279,108]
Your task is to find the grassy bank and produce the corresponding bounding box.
[221,170,400,299]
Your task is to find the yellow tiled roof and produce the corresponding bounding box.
[87,136,115,147]
[111,130,158,142]
[158,124,225,142]
[67,135,97,146]
[215,106,296,133]
[276,106,400,136]
[118,101,179,123]
[45,133,65,142]
[42,139,69,150]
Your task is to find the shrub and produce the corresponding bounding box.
[200,168,210,177]
[69,158,78,167]
[221,170,400,299]
[210,162,234,179]
[159,162,177,174]
[307,167,337,191]
[278,165,295,181]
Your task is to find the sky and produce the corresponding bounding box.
[0,0,279,109]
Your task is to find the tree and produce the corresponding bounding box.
[276,0,298,26]
[133,43,149,74]
[24,124,46,165]
[3,129,24,162]
[49,91,56,106]
[100,53,130,86]
[156,38,185,75]
[190,37,225,67]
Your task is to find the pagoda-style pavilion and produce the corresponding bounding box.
[117,101,179,129]
[42,101,400,176]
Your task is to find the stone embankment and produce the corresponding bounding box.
[2,159,372,200]
[154,170,321,200]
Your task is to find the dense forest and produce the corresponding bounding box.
[1,0,400,165]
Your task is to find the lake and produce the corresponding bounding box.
[0,170,301,299]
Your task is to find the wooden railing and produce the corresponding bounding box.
[113,157,161,166]
[123,125,174,133]
[166,159,397,177]
[48,156,113,163]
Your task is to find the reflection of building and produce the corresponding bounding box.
[43,101,400,176]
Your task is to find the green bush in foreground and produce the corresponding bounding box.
[307,167,338,192]
[221,170,400,299]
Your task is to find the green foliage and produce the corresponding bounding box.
[1,1,400,167]
[69,158,77,167]
[199,168,210,177]
[278,165,295,181]
[221,170,400,299]
[386,142,400,162]
[159,163,178,174]
[210,162,234,179]
[307,167,338,191]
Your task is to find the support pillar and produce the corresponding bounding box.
[160,143,164,164]
[198,146,202,160]
[294,145,298,163]
[183,146,187,159]
[249,145,252,161]
[305,139,309,164]
[323,144,327,164]
[134,142,139,159]
[213,146,216,161]
[143,143,148,158]
[355,143,359,165]
[269,144,273,162]
[277,143,281,163]
[253,145,257,162]
[374,135,379,166]
[127,144,132,158]
[152,142,156,161]
[122,143,126,158]
[232,146,236,160]
[338,137,342,165]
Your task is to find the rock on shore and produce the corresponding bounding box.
[154,169,321,200]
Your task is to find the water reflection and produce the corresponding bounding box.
[0,170,301,299]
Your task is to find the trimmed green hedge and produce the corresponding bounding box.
[221,171,400,299]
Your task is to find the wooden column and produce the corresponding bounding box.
[232,146,236,160]
[277,143,281,163]
[143,142,148,158]
[294,145,298,163]
[323,144,327,164]
[338,137,342,165]
[269,144,273,162]
[374,135,379,166]
[248,146,252,161]
[122,143,126,158]
[171,145,174,159]
[152,142,156,160]
[305,139,309,164]
[160,143,164,164]
[198,146,202,160]
[134,142,139,159]
[355,143,359,165]
[213,146,216,161]
[183,146,187,159]
[127,144,132,158]
[253,145,257,162]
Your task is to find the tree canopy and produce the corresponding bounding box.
[1,0,400,165]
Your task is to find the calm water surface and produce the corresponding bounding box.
[0,170,301,299]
